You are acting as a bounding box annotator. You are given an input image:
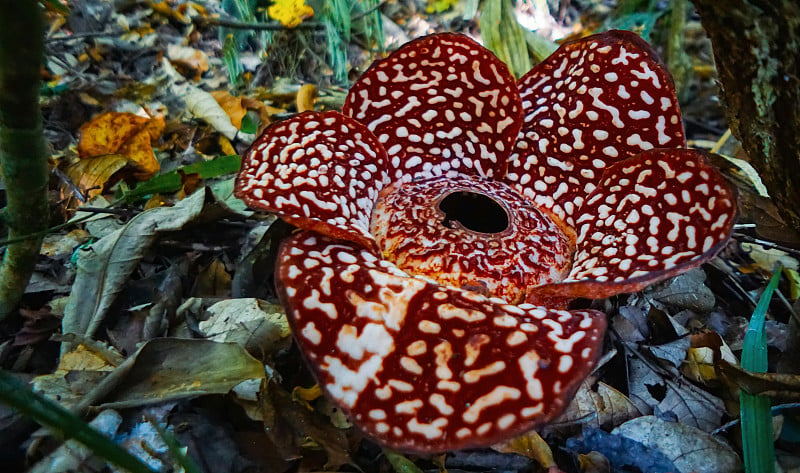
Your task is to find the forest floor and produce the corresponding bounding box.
[1,0,800,472]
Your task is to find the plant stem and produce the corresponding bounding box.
[0,0,50,320]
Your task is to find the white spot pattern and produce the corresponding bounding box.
[529,149,736,303]
[235,111,388,250]
[342,34,522,182]
[504,30,685,229]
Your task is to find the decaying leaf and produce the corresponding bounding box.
[613,416,742,473]
[62,190,207,354]
[645,268,715,313]
[627,355,726,432]
[558,380,642,430]
[199,298,291,359]
[99,338,265,408]
[267,0,314,28]
[645,268,717,313]
[77,111,165,179]
[260,380,351,469]
[32,343,119,408]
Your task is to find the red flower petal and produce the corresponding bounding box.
[235,111,388,250]
[278,231,606,453]
[527,149,736,303]
[343,33,522,182]
[505,30,685,228]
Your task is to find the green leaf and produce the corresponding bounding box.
[123,155,241,202]
[0,369,156,473]
[740,267,780,473]
[384,449,424,473]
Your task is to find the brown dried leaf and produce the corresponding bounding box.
[559,380,642,430]
[167,44,209,81]
[195,259,231,297]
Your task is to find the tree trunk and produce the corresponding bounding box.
[690,0,800,232]
[0,0,49,320]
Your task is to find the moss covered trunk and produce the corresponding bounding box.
[0,0,49,320]
[691,0,800,230]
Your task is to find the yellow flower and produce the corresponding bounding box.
[267,0,314,28]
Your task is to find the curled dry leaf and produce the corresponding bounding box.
[167,44,209,81]
[295,84,317,113]
[558,380,642,431]
[77,111,165,179]
[493,429,556,471]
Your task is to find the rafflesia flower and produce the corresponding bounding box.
[235,31,737,452]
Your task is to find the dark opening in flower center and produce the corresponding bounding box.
[439,191,509,234]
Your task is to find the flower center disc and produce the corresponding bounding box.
[370,175,574,303]
[439,191,509,233]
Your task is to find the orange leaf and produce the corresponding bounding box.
[211,90,247,128]
[78,111,164,179]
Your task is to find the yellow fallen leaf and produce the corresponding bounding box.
[63,154,128,202]
[77,111,164,179]
[58,344,116,372]
[493,430,555,470]
[296,83,317,112]
[267,0,314,28]
[210,90,247,128]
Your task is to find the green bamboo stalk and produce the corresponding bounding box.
[0,0,50,320]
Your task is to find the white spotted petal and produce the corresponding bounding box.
[527,148,737,303]
[505,30,685,229]
[277,231,606,453]
[343,33,523,182]
[235,111,389,250]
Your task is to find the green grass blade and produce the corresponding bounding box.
[0,369,156,473]
[740,267,780,473]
